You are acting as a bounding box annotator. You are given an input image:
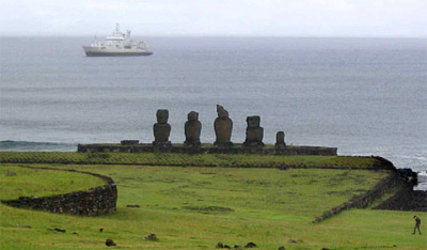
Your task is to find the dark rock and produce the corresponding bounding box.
[144,233,158,241]
[105,239,116,247]
[224,245,231,249]
[214,105,233,147]
[99,228,104,232]
[397,168,418,185]
[216,242,224,248]
[6,170,17,176]
[54,228,66,233]
[126,204,140,208]
[72,232,79,235]
[275,131,286,150]
[234,244,242,249]
[184,111,202,147]
[244,116,264,147]
[322,248,330,250]
[245,242,257,248]
[278,247,286,250]
[153,109,171,146]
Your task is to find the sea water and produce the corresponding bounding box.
[0,37,426,186]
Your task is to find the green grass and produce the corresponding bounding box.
[1,163,425,249]
[0,166,106,200]
[0,152,386,169]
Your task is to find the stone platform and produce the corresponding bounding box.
[77,143,337,156]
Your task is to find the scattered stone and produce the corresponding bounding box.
[6,170,17,176]
[144,233,158,241]
[153,109,171,148]
[234,244,242,249]
[244,116,264,147]
[224,245,231,249]
[216,242,224,248]
[126,204,140,208]
[105,239,116,247]
[99,228,104,232]
[214,105,233,147]
[278,247,286,250]
[184,111,202,147]
[245,242,257,248]
[54,228,66,233]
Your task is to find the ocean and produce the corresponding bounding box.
[0,37,426,187]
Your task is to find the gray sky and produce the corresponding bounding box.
[1,0,426,37]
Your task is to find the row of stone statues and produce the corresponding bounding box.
[153,105,286,149]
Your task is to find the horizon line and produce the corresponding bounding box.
[1,34,426,39]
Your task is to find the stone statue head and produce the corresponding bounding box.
[246,116,260,128]
[187,111,199,121]
[217,105,229,119]
[156,109,169,124]
[276,131,285,143]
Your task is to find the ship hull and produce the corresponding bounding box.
[83,46,153,57]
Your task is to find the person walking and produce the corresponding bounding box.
[413,215,421,235]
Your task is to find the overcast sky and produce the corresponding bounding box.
[1,0,426,37]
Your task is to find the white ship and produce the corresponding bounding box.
[83,24,152,56]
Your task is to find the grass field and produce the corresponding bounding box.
[0,152,387,170]
[1,163,426,249]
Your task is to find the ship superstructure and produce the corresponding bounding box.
[83,24,152,56]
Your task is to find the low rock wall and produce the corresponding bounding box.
[313,159,425,223]
[374,190,427,211]
[1,166,117,216]
[313,171,405,222]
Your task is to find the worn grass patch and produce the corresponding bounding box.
[182,205,235,214]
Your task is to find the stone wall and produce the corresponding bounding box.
[313,161,421,222]
[77,143,337,156]
[313,171,404,222]
[374,190,427,211]
[1,166,117,216]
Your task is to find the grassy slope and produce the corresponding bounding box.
[1,164,426,249]
[0,166,106,200]
[0,152,382,169]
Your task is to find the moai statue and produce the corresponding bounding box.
[214,105,233,146]
[244,116,264,147]
[275,131,286,150]
[153,109,171,147]
[184,111,202,146]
